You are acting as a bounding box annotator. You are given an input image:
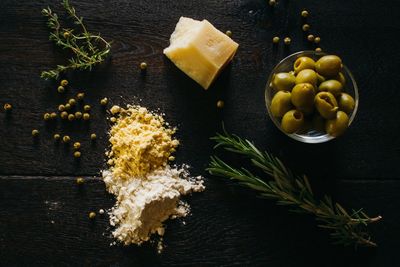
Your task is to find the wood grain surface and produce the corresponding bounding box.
[0,0,399,266]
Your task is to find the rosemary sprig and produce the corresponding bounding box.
[41,0,111,80]
[207,129,382,248]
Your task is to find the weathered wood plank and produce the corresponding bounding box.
[0,176,397,266]
[0,0,399,179]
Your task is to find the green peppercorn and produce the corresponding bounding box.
[77,93,85,100]
[272,36,280,44]
[54,134,61,140]
[139,62,147,70]
[68,99,76,106]
[60,111,68,119]
[301,10,309,18]
[89,211,96,219]
[84,105,91,112]
[225,30,232,37]
[43,113,51,121]
[60,79,68,87]
[302,24,310,31]
[58,104,65,112]
[73,142,81,150]
[50,112,57,119]
[217,100,224,109]
[90,133,97,140]
[64,103,71,110]
[68,114,75,121]
[269,0,276,6]
[284,37,291,45]
[314,37,321,44]
[100,98,108,106]
[32,129,39,136]
[83,113,90,120]
[63,135,70,143]
[315,47,322,52]
[307,34,315,42]
[75,111,82,119]
[76,177,84,185]
[57,86,65,93]
[3,103,12,111]
[74,151,81,158]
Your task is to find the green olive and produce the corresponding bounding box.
[315,92,338,119]
[294,57,315,74]
[291,83,315,114]
[315,55,343,77]
[271,72,296,91]
[334,72,346,85]
[338,93,355,114]
[312,115,325,133]
[316,72,326,86]
[295,69,318,86]
[318,80,343,97]
[281,110,304,134]
[325,111,349,137]
[270,91,292,118]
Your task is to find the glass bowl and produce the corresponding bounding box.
[265,51,359,144]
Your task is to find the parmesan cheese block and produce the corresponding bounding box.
[164,17,239,89]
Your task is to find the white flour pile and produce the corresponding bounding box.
[102,105,204,248]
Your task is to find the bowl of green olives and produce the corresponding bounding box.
[265,51,358,143]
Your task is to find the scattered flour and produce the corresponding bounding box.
[102,105,204,247]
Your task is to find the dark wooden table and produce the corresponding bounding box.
[1,0,399,266]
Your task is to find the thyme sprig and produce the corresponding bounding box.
[41,0,111,80]
[207,129,382,248]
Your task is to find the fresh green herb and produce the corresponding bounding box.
[41,0,111,80]
[207,129,382,248]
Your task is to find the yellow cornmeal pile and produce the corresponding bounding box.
[107,105,179,179]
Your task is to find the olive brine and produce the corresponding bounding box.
[270,55,355,137]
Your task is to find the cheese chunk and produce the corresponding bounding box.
[164,17,239,89]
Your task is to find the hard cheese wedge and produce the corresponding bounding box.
[164,17,239,90]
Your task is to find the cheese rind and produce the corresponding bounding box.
[164,17,239,89]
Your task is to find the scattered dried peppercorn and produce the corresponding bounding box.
[301,10,309,18]
[76,177,84,185]
[64,103,71,110]
[57,86,65,93]
[50,112,57,119]
[3,103,12,111]
[83,113,90,120]
[110,117,116,123]
[54,134,61,140]
[63,31,70,39]
[43,113,51,121]
[307,34,315,42]
[68,98,76,106]
[68,114,75,121]
[62,135,70,143]
[100,98,108,106]
[302,24,310,31]
[269,0,276,7]
[272,36,280,44]
[284,37,291,45]
[60,111,68,119]
[315,47,322,52]
[58,104,65,112]
[84,105,91,112]
[314,37,321,44]
[75,111,82,119]
[90,133,97,140]
[89,212,96,219]
[74,151,81,158]
[139,62,147,70]
[32,129,39,136]
[77,93,85,100]
[217,100,224,109]
[73,142,81,150]
[60,79,68,87]
[225,30,232,37]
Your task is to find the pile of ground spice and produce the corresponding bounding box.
[102,105,204,248]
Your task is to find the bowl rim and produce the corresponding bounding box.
[265,50,359,144]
